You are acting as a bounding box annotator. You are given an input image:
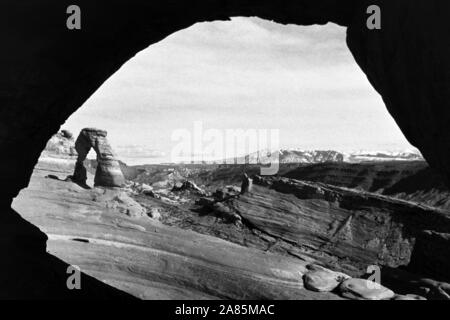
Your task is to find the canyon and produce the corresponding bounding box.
[8,130,450,299]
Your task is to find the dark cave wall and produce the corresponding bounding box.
[0,0,449,202]
[347,0,450,184]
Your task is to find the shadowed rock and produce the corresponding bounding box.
[72,128,125,188]
[408,231,450,283]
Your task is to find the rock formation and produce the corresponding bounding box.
[41,130,77,160]
[72,128,125,188]
[171,180,207,196]
[3,0,450,298]
[303,264,350,292]
[240,173,252,194]
[221,176,450,280]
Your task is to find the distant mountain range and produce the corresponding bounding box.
[217,149,424,165]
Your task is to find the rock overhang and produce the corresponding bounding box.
[1,1,450,287]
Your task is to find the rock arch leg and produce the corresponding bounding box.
[72,131,91,186]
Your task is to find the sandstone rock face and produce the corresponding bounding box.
[72,128,125,188]
[339,278,395,300]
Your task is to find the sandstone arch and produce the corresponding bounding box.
[1,0,450,297]
[72,128,125,188]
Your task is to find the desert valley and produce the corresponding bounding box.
[10,128,450,300]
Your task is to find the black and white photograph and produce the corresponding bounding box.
[1,0,450,308]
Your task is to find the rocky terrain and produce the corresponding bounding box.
[10,130,450,300]
[283,161,450,210]
[123,160,450,210]
[13,130,336,299]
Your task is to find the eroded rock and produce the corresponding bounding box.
[172,180,207,196]
[72,128,125,188]
[303,264,350,292]
[41,130,77,159]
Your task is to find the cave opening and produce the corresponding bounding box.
[11,18,449,300]
[3,0,450,299]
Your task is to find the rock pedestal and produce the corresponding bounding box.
[72,128,125,188]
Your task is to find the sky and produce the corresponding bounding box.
[63,17,414,164]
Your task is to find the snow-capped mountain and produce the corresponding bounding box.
[224,149,424,164]
[343,150,424,163]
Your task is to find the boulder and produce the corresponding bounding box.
[148,207,161,220]
[172,180,207,195]
[339,278,395,300]
[303,264,350,292]
[213,186,241,201]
